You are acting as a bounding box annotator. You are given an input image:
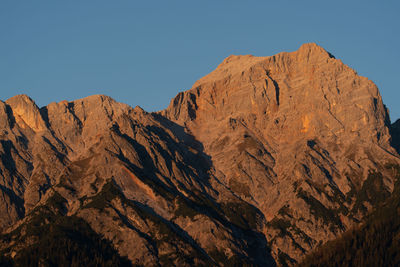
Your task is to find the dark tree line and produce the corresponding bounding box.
[0,191,131,267]
[298,166,400,267]
[0,215,131,267]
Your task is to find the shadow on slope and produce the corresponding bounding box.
[298,164,400,267]
[111,113,277,266]
[390,119,400,155]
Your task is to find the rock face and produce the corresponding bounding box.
[162,43,399,262]
[0,43,399,266]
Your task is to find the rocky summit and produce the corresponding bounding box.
[0,43,400,266]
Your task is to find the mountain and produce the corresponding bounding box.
[0,95,273,266]
[0,43,399,266]
[162,43,400,263]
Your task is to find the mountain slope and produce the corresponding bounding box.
[298,164,400,267]
[0,43,399,266]
[0,95,274,266]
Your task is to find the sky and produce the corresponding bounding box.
[1,1,399,120]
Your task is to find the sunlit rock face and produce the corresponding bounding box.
[163,43,399,262]
[0,44,399,266]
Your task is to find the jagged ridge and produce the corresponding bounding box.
[0,43,399,266]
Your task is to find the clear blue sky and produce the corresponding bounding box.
[1,1,399,120]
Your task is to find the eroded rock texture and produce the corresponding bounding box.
[0,43,399,266]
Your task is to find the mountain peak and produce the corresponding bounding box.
[298,42,326,52]
[6,94,36,106]
[72,94,116,105]
[5,94,46,131]
[296,42,335,60]
[70,94,130,118]
[191,43,335,90]
[165,41,391,152]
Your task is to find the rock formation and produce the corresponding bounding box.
[0,43,399,266]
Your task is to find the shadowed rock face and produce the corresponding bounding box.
[0,43,399,266]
